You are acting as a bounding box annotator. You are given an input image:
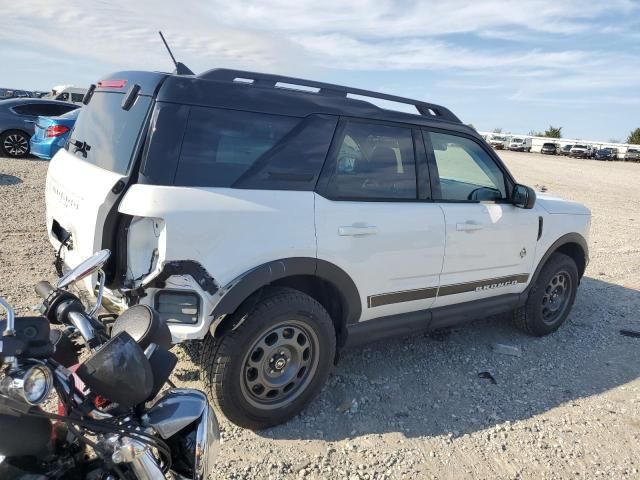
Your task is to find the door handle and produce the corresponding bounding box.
[338,225,378,236]
[24,120,35,124]
[456,221,484,232]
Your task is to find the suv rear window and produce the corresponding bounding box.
[66,91,151,175]
[174,107,298,187]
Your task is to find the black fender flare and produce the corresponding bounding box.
[211,257,362,324]
[520,232,589,303]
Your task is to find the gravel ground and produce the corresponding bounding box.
[1,151,639,479]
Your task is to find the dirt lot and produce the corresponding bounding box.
[1,151,639,479]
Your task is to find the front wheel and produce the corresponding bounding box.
[513,253,579,336]
[201,287,336,429]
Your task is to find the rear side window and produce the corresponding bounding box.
[321,121,417,200]
[13,103,76,117]
[174,107,299,188]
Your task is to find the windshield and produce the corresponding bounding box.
[512,138,523,143]
[543,143,555,147]
[628,149,639,153]
[492,136,506,141]
[573,145,587,149]
[65,91,151,175]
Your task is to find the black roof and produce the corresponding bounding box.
[99,69,472,135]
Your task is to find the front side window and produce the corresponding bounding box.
[323,121,416,200]
[427,131,507,202]
[174,107,298,187]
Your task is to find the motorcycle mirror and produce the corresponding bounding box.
[56,250,111,289]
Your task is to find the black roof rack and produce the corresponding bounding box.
[198,69,461,124]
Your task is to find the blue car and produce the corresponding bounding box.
[30,109,79,160]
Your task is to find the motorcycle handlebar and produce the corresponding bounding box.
[34,281,101,348]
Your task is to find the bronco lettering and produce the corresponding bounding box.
[475,280,518,292]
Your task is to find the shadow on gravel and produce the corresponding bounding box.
[263,277,640,441]
[0,173,22,186]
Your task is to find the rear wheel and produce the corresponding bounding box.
[201,287,336,429]
[514,253,579,336]
[1,130,30,158]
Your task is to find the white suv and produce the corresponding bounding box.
[45,69,591,428]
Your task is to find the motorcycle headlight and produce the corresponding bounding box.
[21,365,53,405]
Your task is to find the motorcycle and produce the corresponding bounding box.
[0,250,219,479]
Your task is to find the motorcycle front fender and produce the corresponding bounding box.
[147,389,219,480]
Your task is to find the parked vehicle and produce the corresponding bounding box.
[569,144,591,159]
[0,250,219,479]
[0,88,33,100]
[594,147,619,161]
[488,134,509,149]
[624,147,640,162]
[46,68,591,429]
[45,85,88,105]
[0,99,79,157]
[508,137,532,152]
[30,109,79,160]
[540,142,559,155]
[561,144,573,156]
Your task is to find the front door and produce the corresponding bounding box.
[423,130,539,307]
[315,119,445,322]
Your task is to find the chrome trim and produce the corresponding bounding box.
[0,297,16,336]
[89,270,106,317]
[194,403,220,480]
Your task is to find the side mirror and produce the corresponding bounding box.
[512,184,536,209]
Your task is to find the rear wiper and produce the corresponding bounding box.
[70,138,91,158]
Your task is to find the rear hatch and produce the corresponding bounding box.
[45,72,167,292]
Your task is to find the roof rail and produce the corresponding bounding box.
[198,69,461,124]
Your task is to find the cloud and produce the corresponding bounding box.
[1,0,639,104]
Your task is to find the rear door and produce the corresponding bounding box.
[45,75,164,289]
[315,119,445,322]
[423,130,539,308]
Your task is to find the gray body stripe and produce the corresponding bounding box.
[367,274,529,308]
[368,287,438,308]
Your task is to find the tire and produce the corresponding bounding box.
[1,130,30,158]
[513,253,579,336]
[201,287,336,429]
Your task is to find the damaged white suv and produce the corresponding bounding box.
[46,69,591,428]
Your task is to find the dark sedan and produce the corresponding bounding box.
[540,142,559,155]
[594,147,619,161]
[560,144,573,156]
[0,99,79,157]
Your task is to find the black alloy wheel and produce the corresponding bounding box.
[1,131,30,158]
